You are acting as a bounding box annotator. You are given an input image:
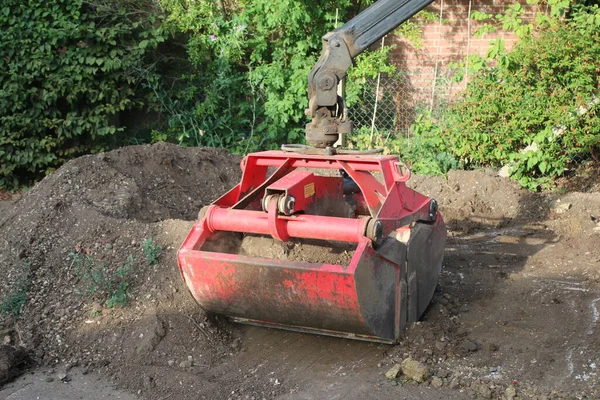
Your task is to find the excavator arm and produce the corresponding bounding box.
[305,0,435,147]
[178,0,446,345]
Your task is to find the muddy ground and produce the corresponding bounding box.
[0,143,599,399]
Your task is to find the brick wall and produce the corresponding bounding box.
[387,0,539,104]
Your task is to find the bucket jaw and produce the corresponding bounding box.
[178,151,446,343]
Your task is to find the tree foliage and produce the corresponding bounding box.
[151,0,377,152]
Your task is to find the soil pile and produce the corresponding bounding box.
[0,143,282,399]
[408,169,547,233]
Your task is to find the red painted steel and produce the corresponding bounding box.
[178,150,445,343]
[203,206,370,243]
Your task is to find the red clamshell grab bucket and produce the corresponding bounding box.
[179,230,402,342]
[177,151,446,344]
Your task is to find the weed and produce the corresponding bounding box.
[69,252,107,296]
[142,237,162,265]
[69,252,135,308]
[106,256,135,308]
[0,259,30,321]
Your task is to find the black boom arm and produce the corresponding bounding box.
[305,0,435,148]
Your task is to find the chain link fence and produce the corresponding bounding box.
[348,73,418,137]
[348,71,455,138]
[348,70,596,168]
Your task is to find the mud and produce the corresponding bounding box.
[0,143,599,399]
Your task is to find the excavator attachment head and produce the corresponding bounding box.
[178,151,446,343]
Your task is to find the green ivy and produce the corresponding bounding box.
[0,0,164,189]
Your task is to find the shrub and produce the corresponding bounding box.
[0,260,30,321]
[412,4,600,190]
[348,113,458,177]
[150,0,390,151]
[142,237,162,265]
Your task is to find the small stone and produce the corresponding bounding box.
[65,361,78,371]
[436,369,450,379]
[168,360,175,366]
[435,341,446,351]
[498,165,512,178]
[553,201,572,214]
[45,376,54,383]
[486,343,499,352]
[449,376,461,389]
[476,383,492,398]
[401,358,430,383]
[385,363,402,380]
[505,385,517,400]
[431,376,443,388]
[461,340,478,352]
[179,356,193,369]
[57,372,70,382]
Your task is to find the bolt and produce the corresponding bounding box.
[318,73,335,90]
[367,219,384,248]
[429,199,438,220]
[286,196,296,213]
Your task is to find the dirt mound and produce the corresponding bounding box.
[0,143,282,399]
[408,169,547,233]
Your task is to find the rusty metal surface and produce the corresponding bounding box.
[180,236,406,342]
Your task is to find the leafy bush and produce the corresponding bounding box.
[411,3,600,190]
[348,113,458,177]
[0,0,164,189]
[150,0,385,151]
[0,0,402,188]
